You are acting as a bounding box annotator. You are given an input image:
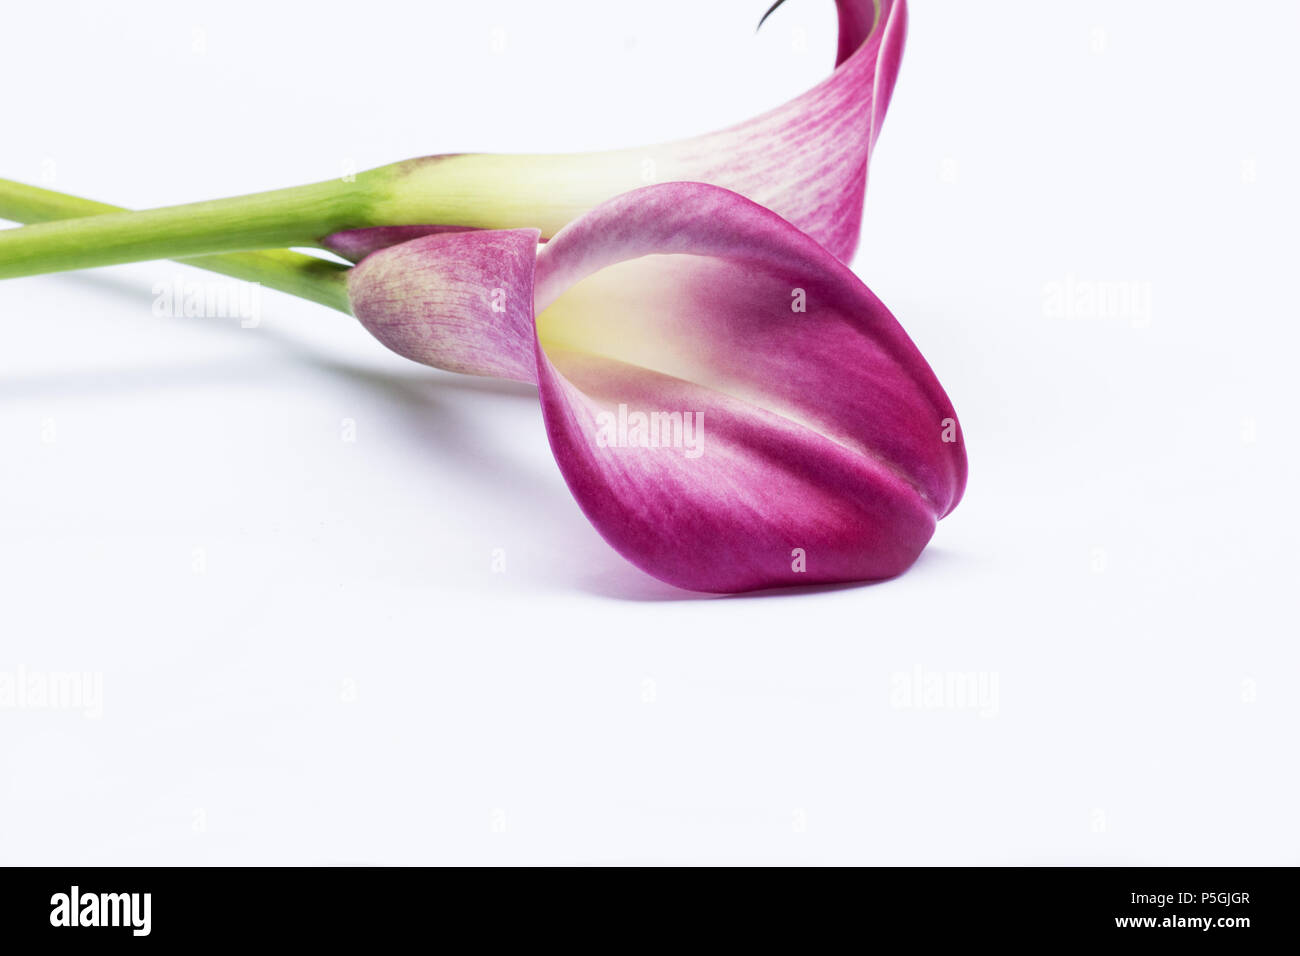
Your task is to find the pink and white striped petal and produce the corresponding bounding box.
[348,228,541,382]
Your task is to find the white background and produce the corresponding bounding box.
[1,0,1296,865]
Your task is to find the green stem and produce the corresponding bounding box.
[0,179,352,312]
[0,166,399,280]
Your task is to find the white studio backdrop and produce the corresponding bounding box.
[0,1,1296,864]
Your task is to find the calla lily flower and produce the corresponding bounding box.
[329,0,907,265]
[0,0,907,278]
[349,182,965,593]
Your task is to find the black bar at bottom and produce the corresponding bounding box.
[0,866,1290,943]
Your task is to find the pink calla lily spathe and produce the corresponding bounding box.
[328,0,905,266]
[349,182,965,593]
